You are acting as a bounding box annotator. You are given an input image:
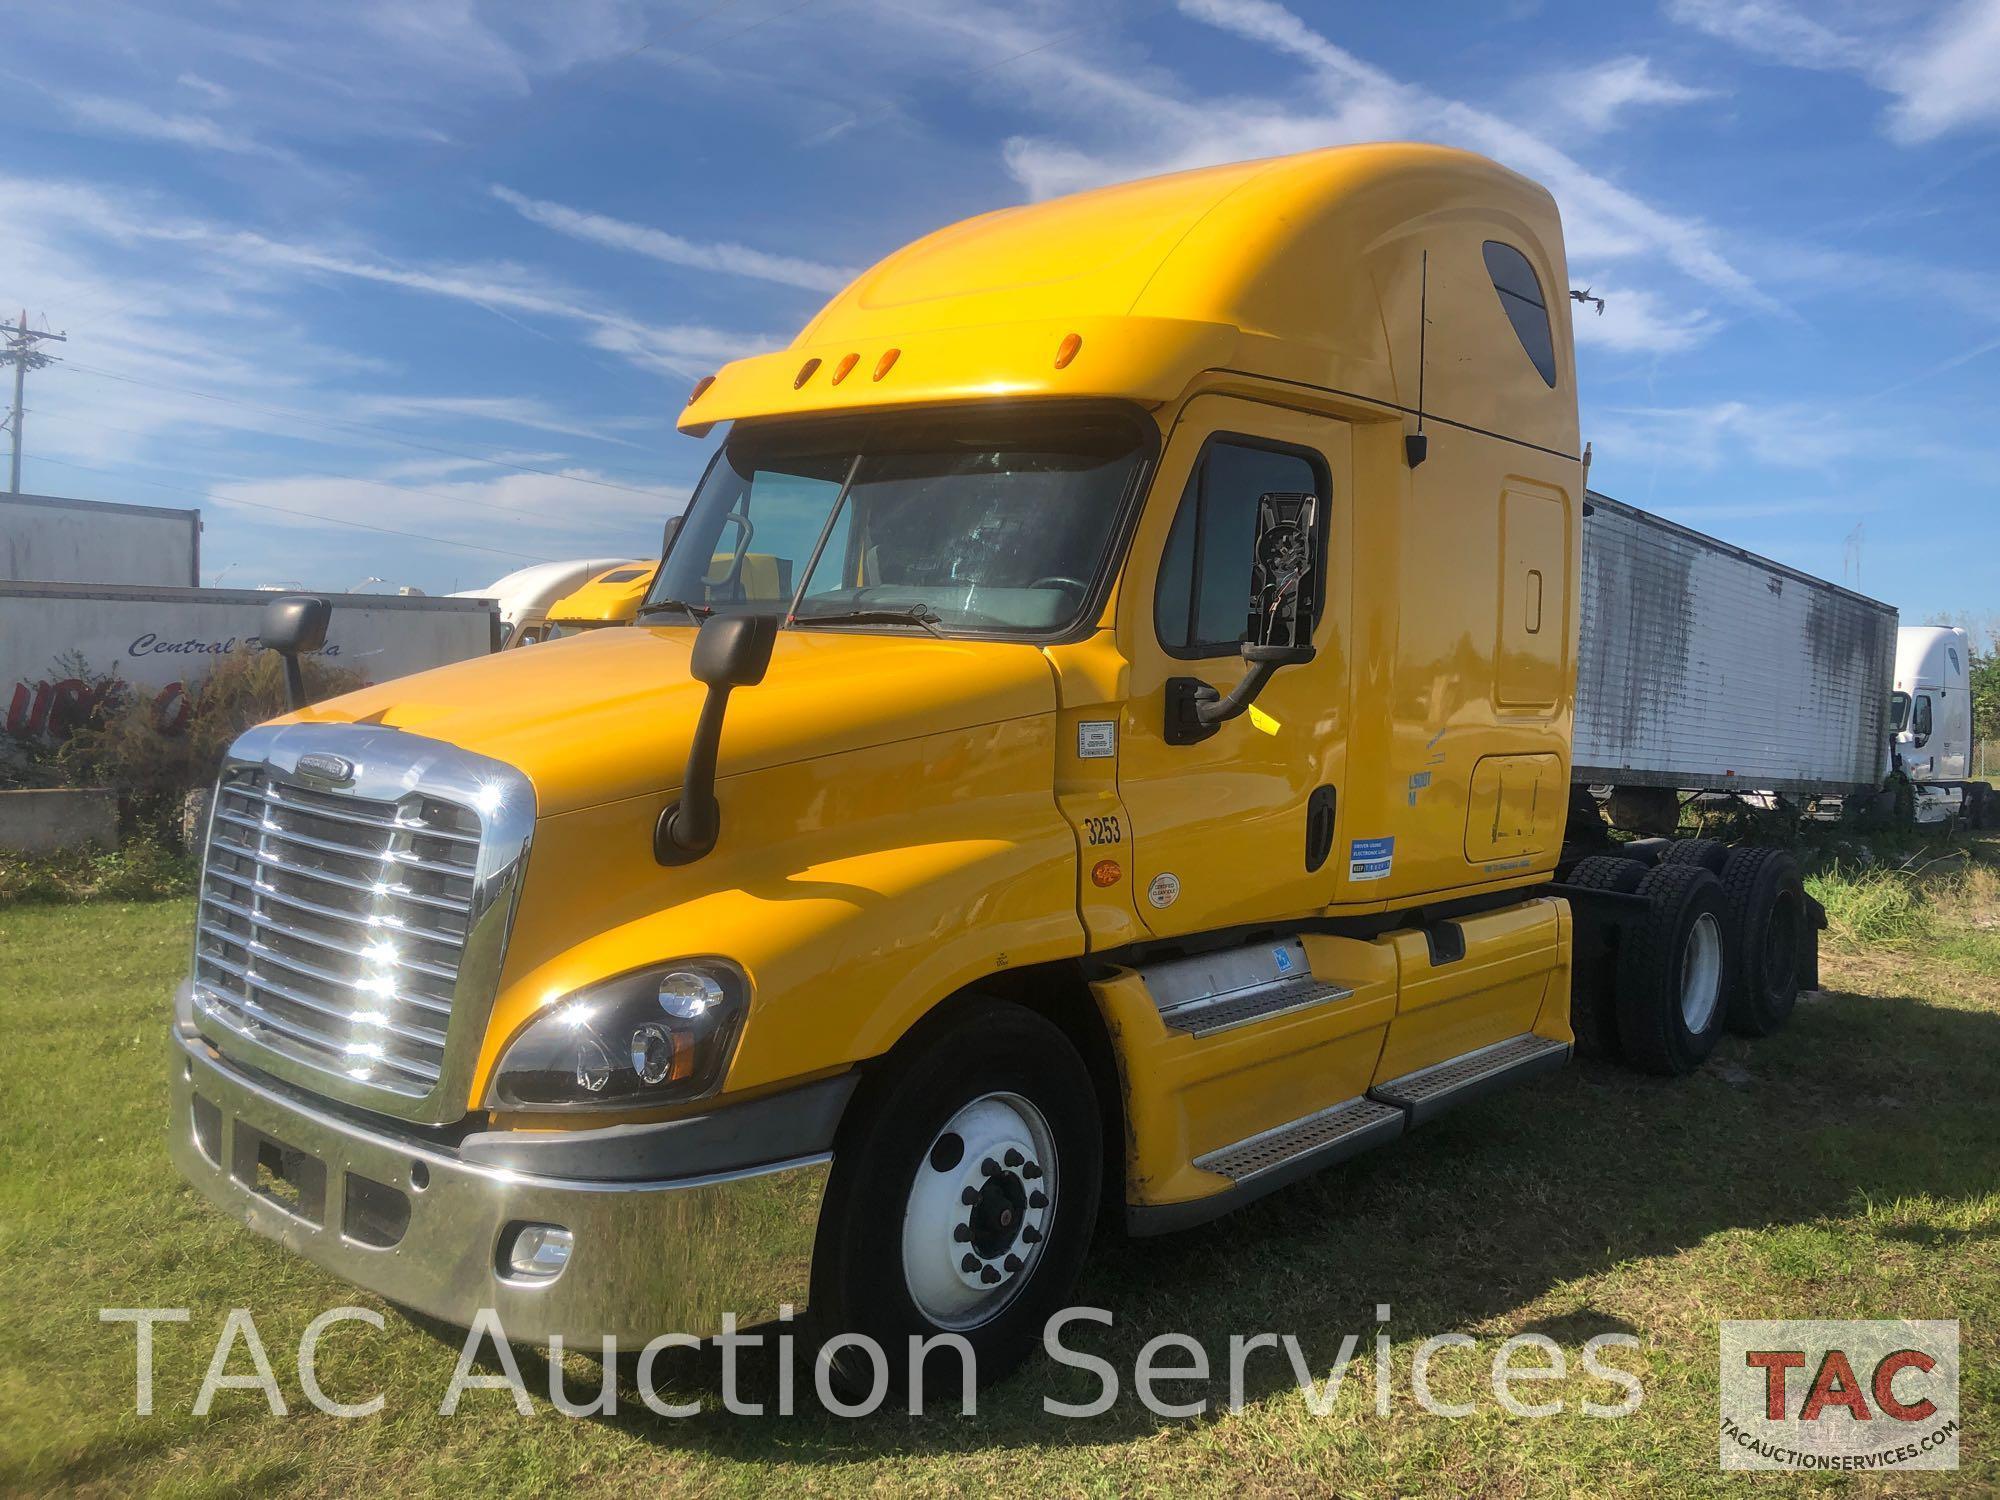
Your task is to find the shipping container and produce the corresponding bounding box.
[1,492,201,587]
[1574,491,1897,796]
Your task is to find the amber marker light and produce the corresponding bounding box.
[831,352,859,384]
[793,357,822,389]
[687,374,716,406]
[1055,332,1083,368]
[873,347,901,380]
[1091,859,1121,888]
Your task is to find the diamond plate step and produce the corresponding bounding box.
[1159,975,1354,1037]
[1195,1096,1404,1185]
[1369,1033,1569,1126]
[1140,937,1354,1039]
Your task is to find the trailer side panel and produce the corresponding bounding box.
[1574,493,1896,795]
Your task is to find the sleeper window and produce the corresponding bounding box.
[1483,241,1558,388]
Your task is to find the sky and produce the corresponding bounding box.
[2,0,1996,621]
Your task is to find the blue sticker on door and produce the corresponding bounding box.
[1348,836,1395,882]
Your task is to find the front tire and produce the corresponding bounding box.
[811,1000,1102,1389]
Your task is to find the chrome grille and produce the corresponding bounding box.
[188,723,535,1119]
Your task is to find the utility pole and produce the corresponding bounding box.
[2,310,67,494]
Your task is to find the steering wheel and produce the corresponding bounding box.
[1030,576,1089,601]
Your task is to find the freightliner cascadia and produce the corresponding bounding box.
[170,145,1830,1386]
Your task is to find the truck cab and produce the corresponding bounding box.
[1892,624,1993,826]
[170,145,1787,1384]
[543,559,658,639]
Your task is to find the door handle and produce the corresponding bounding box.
[1306,785,1337,873]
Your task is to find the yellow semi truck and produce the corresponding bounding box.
[169,144,1817,1384]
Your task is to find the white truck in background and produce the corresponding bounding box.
[449,557,636,648]
[1893,625,1997,828]
[1,491,201,587]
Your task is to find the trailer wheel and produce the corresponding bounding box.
[1657,837,1730,875]
[1564,855,1647,1059]
[811,999,1101,1391]
[1718,846,1806,1036]
[1615,863,1731,1076]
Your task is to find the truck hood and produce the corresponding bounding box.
[292,624,1059,817]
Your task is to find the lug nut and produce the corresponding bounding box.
[954,1224,971,1242]
[1022,1163,1044,1179]
[1029,1190,1047,1209]
[979,1265,1001,1284]
[1003,1254,1023,1272]
[1022,1224,1042,1244]
[980,1157,1000,1177]
[961,1187,980,1206]
[1003,1148,1023,1167]
[961,1254,979,1272]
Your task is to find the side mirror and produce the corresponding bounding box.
[657,614,779,864]
[661,513,683,560]
[260,595,332,711]
[1166,492,1320,745]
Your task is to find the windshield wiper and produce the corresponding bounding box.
[792,605,944,637]
[636,597,714,621]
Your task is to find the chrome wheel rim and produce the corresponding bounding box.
[901,1091,1057,1330]
[1681,911,1723,1033]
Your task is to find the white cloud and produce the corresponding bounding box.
[1572,284,1719,354]
[176,73,233,105]
[1668,0,2000,144]
[63,94,288,161]
[490,185,856,292]
[1881,0,2000,143]
[1592,400,1861,472]
[1665,0,1868,69]
[1555,56,1718,133]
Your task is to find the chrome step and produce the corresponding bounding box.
[1369,1033,1569,1125]
[1141,937,1354,1038]
[1195,1096,1404,1185]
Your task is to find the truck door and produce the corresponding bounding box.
[1116,396,1350,938]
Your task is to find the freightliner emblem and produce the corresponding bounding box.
[294,752,356,786]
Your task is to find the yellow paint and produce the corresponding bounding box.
[282,144,1581,1218]
[543,560,657,630]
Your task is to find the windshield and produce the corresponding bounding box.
[647,406,1147,637]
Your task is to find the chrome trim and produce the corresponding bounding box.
[189,721,535,1124]
[169,1033,829,1341]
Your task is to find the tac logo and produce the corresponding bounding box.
[1719,1320,1959,1472]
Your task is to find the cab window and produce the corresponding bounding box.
[1155,436,1326,657]
[1914,694,1934,746]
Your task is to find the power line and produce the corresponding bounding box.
[3,310,67,493]
[25,451,553,564]
[29,408,668,536]
[53,360,679,496]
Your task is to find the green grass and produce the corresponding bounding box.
[3,883,1997,1498]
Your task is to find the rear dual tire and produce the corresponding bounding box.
[1614,862,1731,1076]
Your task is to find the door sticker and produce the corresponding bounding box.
[1348,836,1395,882]
[1147,872,1181,908]
[1077,720,1116,759]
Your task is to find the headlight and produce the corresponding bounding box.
[484,961,748,1111]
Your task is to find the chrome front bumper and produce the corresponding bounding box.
[168,1030,830,1343]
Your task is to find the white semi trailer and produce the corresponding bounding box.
[1,492,201,587]
[1571,491,1899,835]
[1,582,498,738]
